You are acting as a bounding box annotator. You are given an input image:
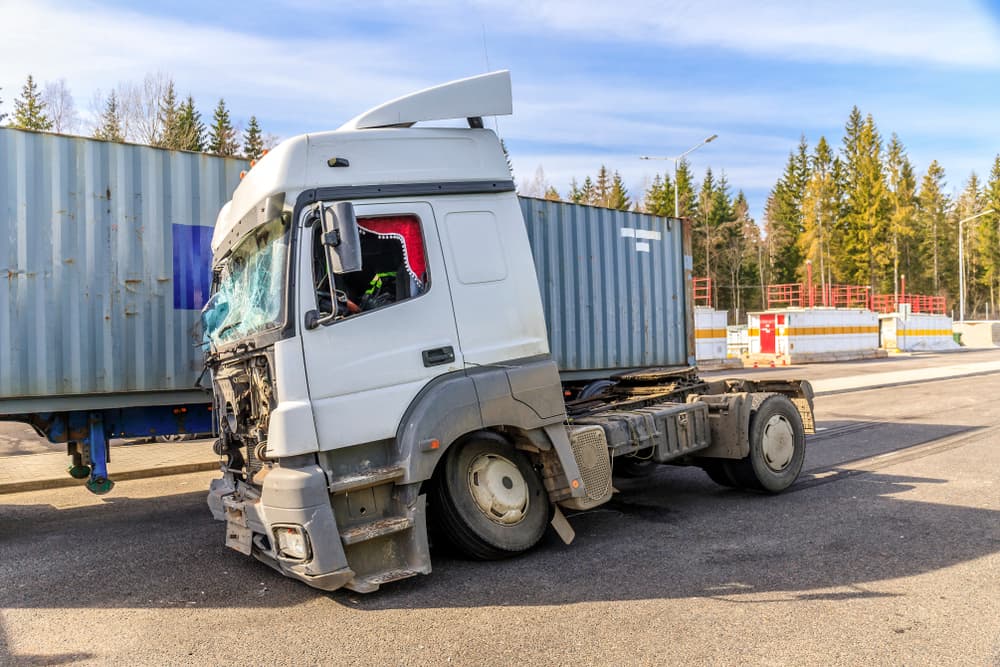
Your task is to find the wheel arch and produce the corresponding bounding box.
[393,356,582,490]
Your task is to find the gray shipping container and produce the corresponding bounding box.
[0,128,246,414]
[520,197,693,375]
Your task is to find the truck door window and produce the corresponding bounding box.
[312,214,429,319]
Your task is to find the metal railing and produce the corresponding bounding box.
[871,293,947,315]
[693,277,712,307]
[766,281,946,314]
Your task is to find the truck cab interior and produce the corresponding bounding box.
[312,214,428,318]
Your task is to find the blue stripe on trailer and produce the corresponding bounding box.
[173,224,214,309]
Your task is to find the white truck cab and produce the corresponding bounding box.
[203,72,815,593]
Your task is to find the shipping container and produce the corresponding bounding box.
[0,128,246,414]
[519,197,692,375]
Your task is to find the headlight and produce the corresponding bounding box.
[273,525,311,561]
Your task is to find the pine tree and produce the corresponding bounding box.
[544,186,561,201]
[92,91,124,142]
[568,178,584,204]
[799,136,840,292]
[674,159,697,218]
[766,137,809,284]
[916,161,949,294]
[981,156,1000,316]
[608,171,630,210]
[885,134,917,297]
[840,112,889,290]
[176,96,205,151]
[642,173,675,216]
[208,98,237,156]
[158,90,177,146]
[0,86,6,123]
[580,176,596,205]
[594,166,611,207]
[243,115,264,160]
[11,75,53,131]
[156,82,181,149]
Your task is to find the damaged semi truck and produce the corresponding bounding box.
[203,71,815,593]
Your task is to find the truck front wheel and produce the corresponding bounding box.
[726,393,805,493]
[432,432,549,560]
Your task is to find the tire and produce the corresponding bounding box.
[700,460,738,488]
[432,432,549,560]
[579,379,615,400]
[727,393,806,493]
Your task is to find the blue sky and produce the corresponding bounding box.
[3,0,1000,222]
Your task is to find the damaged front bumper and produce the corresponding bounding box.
[208,462,355,592]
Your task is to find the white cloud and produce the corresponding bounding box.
[397,0,1000,69]
[0,0,442,131]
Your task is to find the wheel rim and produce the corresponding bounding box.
[467,453,529,526]
[760,414,795,471]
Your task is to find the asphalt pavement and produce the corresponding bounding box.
[1,351,999,665]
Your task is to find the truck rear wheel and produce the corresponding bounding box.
[727,394,805,493]
[432,432,549,560]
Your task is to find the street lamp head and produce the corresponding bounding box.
[705,134,719,144]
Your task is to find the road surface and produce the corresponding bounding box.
[1,352,998,665]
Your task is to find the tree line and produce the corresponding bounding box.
[522,107,1000,320]
[0,73,275,160]
[766,107,1000,319]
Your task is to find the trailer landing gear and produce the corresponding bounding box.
[61,415,115,494]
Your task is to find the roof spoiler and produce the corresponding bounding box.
[337,70,512,131]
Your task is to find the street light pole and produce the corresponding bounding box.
[640,134,718,219]
[958,208,995,323]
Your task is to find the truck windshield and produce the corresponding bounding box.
[202,216,289,346]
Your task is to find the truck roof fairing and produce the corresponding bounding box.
[212,71,515,256]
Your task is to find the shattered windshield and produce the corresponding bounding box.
[202,216,289,347]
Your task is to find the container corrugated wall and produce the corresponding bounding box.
[0,128,246,409]
[519,197,691,373]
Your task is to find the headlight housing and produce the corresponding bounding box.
[273,524,312,561]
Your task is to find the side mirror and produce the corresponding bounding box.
[321,201,362,274]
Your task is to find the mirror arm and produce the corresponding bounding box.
[304,309,338,330]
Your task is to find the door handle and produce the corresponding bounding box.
[422,346,455,367]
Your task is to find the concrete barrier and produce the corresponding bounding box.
[953,321,1000,348]
[694,308,728,363]
[881,313,958,351]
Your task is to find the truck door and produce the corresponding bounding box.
[299,201,463,451]
[760,314,777,354]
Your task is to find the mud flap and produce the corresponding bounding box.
[224,497,253,555]
[550,504,575,545]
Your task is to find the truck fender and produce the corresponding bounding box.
[393,357,580,491]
